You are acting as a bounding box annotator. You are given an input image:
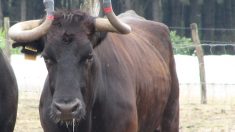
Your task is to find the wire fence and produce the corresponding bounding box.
[174,43,235,55]
[3,19,235,131]
[12,55,235,132]
[170,25,235,55]
[170,26,235,31]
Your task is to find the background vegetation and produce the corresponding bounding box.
[0,0,235,54]
[170,31,194,55]
[0,28,5,49]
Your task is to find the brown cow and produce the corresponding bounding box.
[9,0,179,131]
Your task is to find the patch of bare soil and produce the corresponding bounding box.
[14,91,42,132]
[14,91,235,132]
[180,97,235,132]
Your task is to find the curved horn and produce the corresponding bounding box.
[8,0,55,42]
[8,18,53,42]
[95,0,131,34]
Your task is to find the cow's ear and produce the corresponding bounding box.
[90,32,107,48]
[12,38,44,56]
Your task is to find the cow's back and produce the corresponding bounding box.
[94,13,173,131]
[0,50,18,132]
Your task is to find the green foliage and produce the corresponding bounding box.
[170,31,194,55]
[0,28,21,54]
[11,47,21,54]
[0,29,5,49]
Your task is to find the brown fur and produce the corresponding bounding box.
[13,9,179,132]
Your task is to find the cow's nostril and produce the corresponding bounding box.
[71,103,79,113]
[53,99,81,115]
[54,102,62,112]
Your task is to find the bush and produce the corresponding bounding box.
[0,28,21,54]
[170,31,194,55]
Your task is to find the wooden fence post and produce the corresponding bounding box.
[4,17,11,61]
[190,23,207,104]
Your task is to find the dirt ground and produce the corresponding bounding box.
[11,55,235,132]
[13,90,235,132]
[14,91,42,132]
[180,98,235,132]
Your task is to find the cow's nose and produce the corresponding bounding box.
[53,99,81,115]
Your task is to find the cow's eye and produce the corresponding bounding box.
[87,52,93,60]
[80,52,93,64]
[86,52,93,62]
[43,56,54,66]
[44,58,52,64]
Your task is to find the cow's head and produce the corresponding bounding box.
[9,0,131,124]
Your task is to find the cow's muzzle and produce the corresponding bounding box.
[51,98,85,122]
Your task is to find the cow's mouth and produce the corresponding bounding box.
[50,108,86,124]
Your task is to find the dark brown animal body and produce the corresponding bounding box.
[42,10,178,132]
[10,9,179,132]
[0,50,18,132]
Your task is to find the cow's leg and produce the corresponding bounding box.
[96,85,138,132]
[161,58,179,132]
[161,95,179,132]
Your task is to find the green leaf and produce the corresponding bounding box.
[170,31,194,55]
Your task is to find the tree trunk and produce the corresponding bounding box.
[68,0,71,9]
[231,1,235,41]
[21,0,27,21]
[201,0,216,54]
[202,1,216,40]
[27,0,43,19]
[2,0,10,16]
[112,0,134,15]
[217,0,233,54]
[63,0,67,8]
[112,0,120,14]
[70,0,81,9]
[170,0,184,35]
[120,0,131,11]
[10,0,21,22]
[214,1,224,45]
[80,0,100,16]
[0,0,3,26]
[189,0,201,25]
[152,0,162,21]
[55,0,62,8]
[224,0,233,41]
[144,0,153,20]
[4,17,11,61]
[0,0,10,27]
[162,0,172,26]
[184,0,201,38]
[133,0,145,17]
